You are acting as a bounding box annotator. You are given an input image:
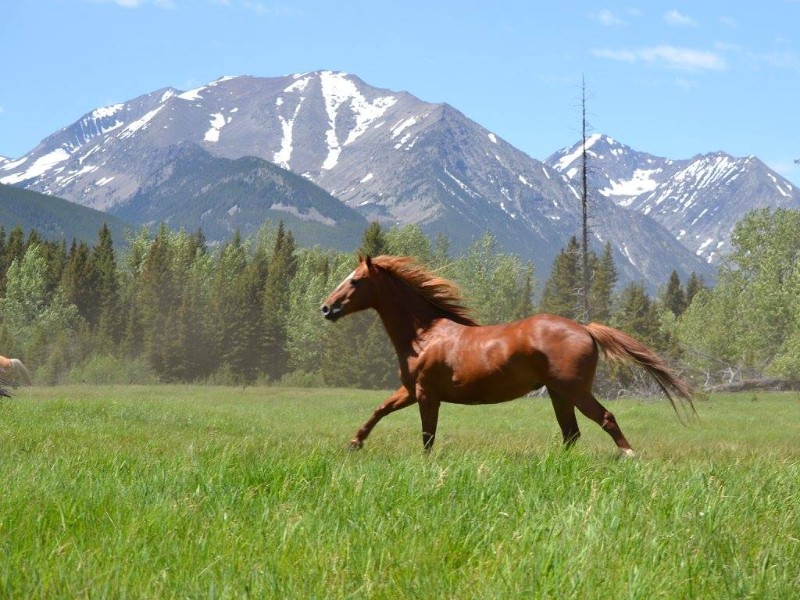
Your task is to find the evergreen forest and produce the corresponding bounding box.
[1,207,798,391]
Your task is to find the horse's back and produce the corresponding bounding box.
[416,314,596,403]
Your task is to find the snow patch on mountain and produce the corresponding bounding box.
[392,116,418,139]
[118,106,164,140]
[0,148,70,184]
[178,86,206,101]
[57,163,99,187]
[318,71,397,170]
[284,76,310,93]
[553,133,602,171]
[204,113,227,143]
[273,98,304,167]
[90,103,125,120]
[600,168,661,205]
[768,173,792,198]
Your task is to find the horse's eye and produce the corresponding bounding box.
[351,278,361,286]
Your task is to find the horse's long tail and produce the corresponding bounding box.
[585,322,695,420]
[9,359,32,386]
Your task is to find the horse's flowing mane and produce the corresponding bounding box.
[371,256,479,326]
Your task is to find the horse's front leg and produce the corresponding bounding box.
[349,387,415,450]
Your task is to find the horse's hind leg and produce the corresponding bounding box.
[547,389,581,446]
[573,392,635,457]
[349,387,415,450]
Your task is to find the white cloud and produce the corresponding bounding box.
[591,9,626,26]
[672,78,698,90]
[593,45,728,72]
[88,0,175,7]
[747,49,800,71]
[240,1,302,17]
[664,10,698,27]
[592,49,637,63]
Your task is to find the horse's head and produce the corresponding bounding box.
[320,255,379,322]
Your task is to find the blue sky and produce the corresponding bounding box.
[2,0,798,184]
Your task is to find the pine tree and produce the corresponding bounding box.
[359,222,388,257]
[189,228,207,258]
[262,222,297,381]
[3,226,26,286]
[138,224,180,378]
[208,231,250,381]
[589,242,617,323]
[41,239,67,299]
[539,236,581,319]
[612,282,662,349]
[663,270,686,316]
[229,241,269,382]
[62,240,101,326]
[511,266,535,321]
[93,224,121,349]
[685,272,706,306]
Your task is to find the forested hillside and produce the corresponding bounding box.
[1,209,797,390]
[0,183,132,246]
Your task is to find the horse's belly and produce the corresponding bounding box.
[441,365,542,405]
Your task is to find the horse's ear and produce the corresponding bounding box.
[357,254,374,270]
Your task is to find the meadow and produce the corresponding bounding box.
[0,386,798,598]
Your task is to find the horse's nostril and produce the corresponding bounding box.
[320,304,330,315]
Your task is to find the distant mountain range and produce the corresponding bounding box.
[2,71,799,289]
[545,134,799,263]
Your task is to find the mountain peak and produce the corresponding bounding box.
[4,73,789,289]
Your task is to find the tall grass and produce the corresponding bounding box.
[1,386,798,598]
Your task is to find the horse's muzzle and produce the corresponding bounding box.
[320,303,343,321]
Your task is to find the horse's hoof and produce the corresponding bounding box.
[618,448,637,459]
[348,440,363,451]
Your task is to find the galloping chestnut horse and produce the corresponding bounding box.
[321,255,695,455]
[0,354,32,398]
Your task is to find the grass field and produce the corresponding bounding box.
[1,386,798,598]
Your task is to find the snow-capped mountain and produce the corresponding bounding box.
[0,72,715,287]
[547,134,800,263]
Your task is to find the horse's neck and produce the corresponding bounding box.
[374,285,440,357]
